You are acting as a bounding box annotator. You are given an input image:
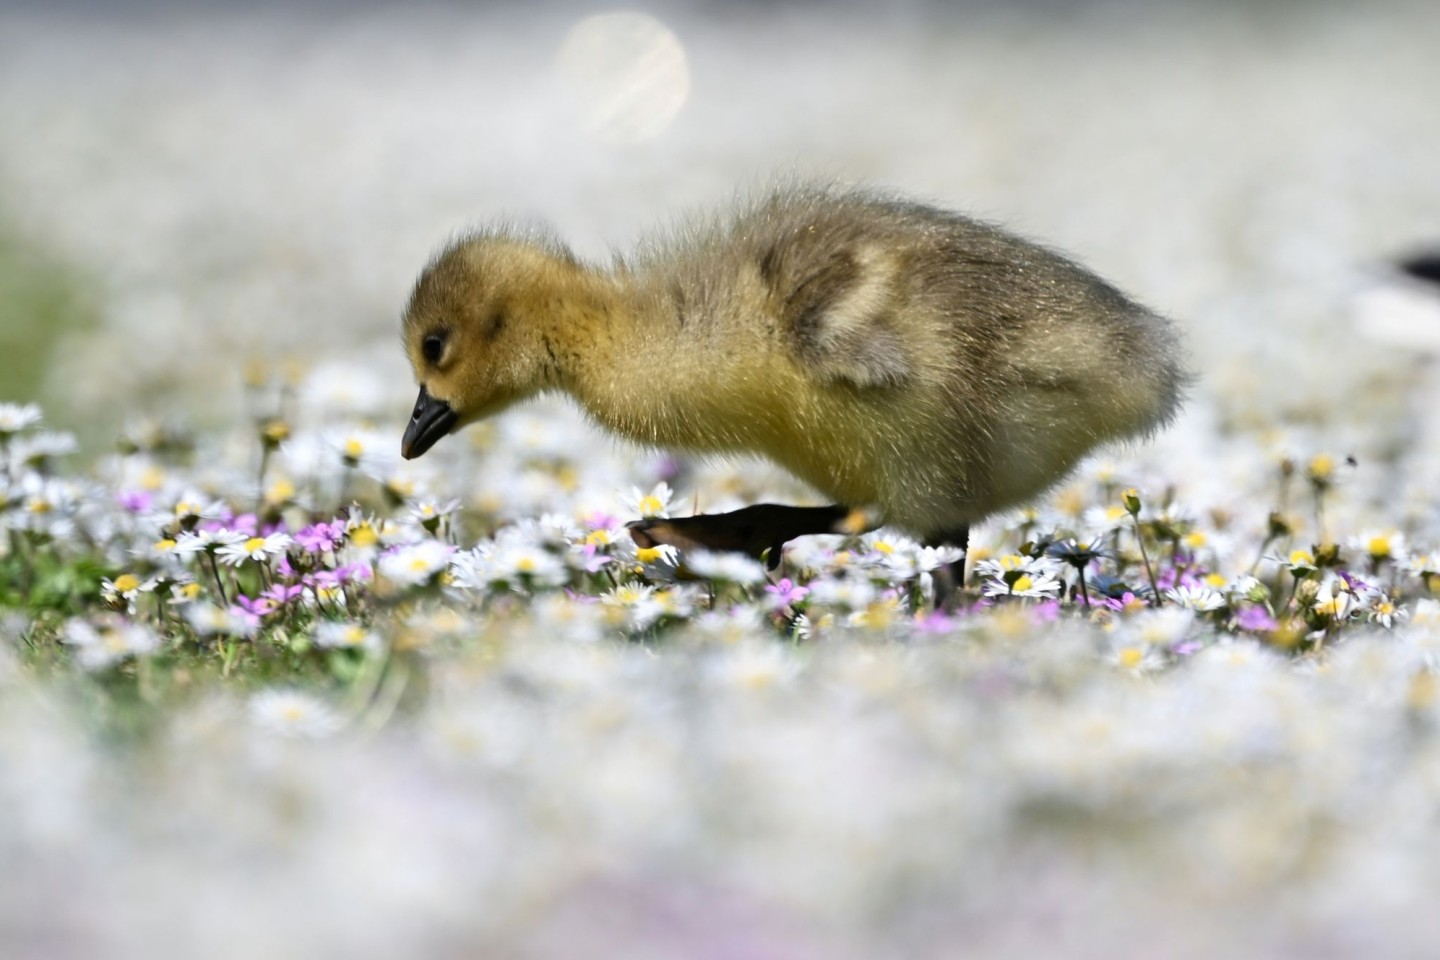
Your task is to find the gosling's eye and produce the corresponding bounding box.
[422,334,446,365]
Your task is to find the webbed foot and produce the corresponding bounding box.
[627,503,864,570]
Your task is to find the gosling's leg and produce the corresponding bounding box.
[926,525,970,611]
[628,503,855,570]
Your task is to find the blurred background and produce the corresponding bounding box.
[6,5,1440,959]
[1,0,1437,444]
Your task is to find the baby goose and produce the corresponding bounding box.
[401,185,1185,596]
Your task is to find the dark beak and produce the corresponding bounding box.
[401,386,459,459]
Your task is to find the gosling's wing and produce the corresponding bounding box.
[765,243,912,390]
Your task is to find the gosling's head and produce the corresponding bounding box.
[401,233,577,459]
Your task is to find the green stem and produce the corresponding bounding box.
[1133,516,1162,606]
[206,552,228,606]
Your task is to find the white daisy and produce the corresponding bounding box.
[377,540,455,587]
[62,618,159,671]
[215,531,293,566]
[249,689,343,738]
[627,481,674,519]
[0,402,42,435]
[684,549,767,586]
[313,621,382,652]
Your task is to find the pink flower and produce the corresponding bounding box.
[296,521,344,554]
[1236,605,1278,632]
[764,577,809,608]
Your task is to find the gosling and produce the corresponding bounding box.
[400,184,1186,595]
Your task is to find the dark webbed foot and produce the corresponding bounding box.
[628,503,856,570]
[926,525,970,611]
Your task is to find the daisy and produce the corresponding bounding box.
[627,481,674,519]
[599,582,665,630]
[1165,584,1227,612]
[377,540,455,587]
[806,574,879,610]
[215,531,293,566]
[313,621,382,652]
[1108,639,1166,674]
[981,569,1064,599]
[249,689,343,738]
[183,602,259,638]
[329,425,395,474]
[62,618,160,671]
[100,572,158,611]
[0,402,42,435]
[1350,530,1407,565]
[174,527,246,557]
[409,497,462,531]
[684,549,767,586]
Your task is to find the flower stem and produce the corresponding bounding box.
[1133,516,1162,606]
[206,552,228,606]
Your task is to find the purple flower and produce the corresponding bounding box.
[117,489,153,513]
[1337,570,1372,593]
[577,542,613,573]
[1031,599,1061,622]
[914,608,960,634]
[1236,605,1278,632]
[262,583,305,606]
[233,595,274,619]
[309,563,372,590]
[765,577,810,607]
[583,511,620,531]
[296,521,344,554]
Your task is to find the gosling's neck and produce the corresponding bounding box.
[509,257,654,429]
[520,256,768,449]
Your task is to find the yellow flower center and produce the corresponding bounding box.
[1204,573,1227,589]
[1184,531,1208,548]
[113,574,141,593]
[28,499,53,514]
[872,540,895,555]
[350,525,378,547]
[1118,647,1144,669]
[243,537,267,554]
[343,438,364,460]
[516,556,537,573]
[140,466,166,490]
[1289,550,1315,567]
[585,530,613,548]
[1367,536,1392,558]
[635,546,666,564]
[1307,454,1334,479]
[1012,574,1034,592]
[638,495,664,516]
[1408,672,1437,710]
[266,479,296,505]
[409,557,432,573]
